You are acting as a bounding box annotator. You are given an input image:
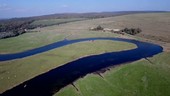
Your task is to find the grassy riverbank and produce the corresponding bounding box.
[0,37,136,93]
[0,13,170,95]
[55,52,170,96]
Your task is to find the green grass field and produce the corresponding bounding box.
[0,35,136,93]
[0,13,170,96]
[31,18,86,26]
[55,52,170,96]
[0,32,65,54]
[0,28,120,54]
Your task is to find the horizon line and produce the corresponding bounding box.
[0,10,169,20]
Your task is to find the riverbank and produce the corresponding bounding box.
[1,37,162,96]
[0,13,170,96]
[0,38,136,93]
[56,52,170,96]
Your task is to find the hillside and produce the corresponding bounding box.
[0,12,170,96]
[0,11,167,39]
[41,12,170,51]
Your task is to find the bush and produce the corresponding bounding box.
[122,28,142,35]
[96,25,103,30]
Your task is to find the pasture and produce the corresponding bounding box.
[0,13,170,96]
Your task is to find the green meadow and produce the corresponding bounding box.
[0,30,136,93]
[0,13,170,96]
[55,53,170,96]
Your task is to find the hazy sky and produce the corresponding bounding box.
[0,0,170,18]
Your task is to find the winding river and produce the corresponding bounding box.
[0,37,163,96]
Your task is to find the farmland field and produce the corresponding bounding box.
[30,18,86,26]
[0,13,170,96]
[55,52,170,96]
[0,34,136,93]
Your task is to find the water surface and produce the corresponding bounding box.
[0,37,163,96]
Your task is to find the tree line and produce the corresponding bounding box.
[0,20,37,39]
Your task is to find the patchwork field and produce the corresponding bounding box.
[0,13,170,96]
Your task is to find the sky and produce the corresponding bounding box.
[0,0,170,18]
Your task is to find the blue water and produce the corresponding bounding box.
[0,37,163,96]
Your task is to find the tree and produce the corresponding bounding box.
[96,25,103,30]
[122,28,142,35]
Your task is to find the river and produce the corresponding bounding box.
[0,37,163,96]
